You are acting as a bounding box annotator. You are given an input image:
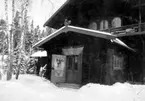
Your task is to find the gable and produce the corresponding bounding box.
[33,25,134,51]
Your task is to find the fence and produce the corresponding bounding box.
[102,22,145,35]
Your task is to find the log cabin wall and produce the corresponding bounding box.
[106,40,143,84]
[82,37,107,84]
[45,54,52,80]
[127,53,142,82]
[81,37,127,85]
[43,32,143,85]
[105,48,126,85]
[42,31,109,84]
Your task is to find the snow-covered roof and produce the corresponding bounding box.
[43,0,70,28]
[31,51,47,57]
[33,25,135,51]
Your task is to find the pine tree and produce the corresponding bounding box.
[0,19,8,80]
[33,25,40,45]
[25,31,33,54]
[15,0,31,79]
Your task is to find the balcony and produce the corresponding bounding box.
[102,22,145,37]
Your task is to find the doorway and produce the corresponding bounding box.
[51,55,66,83]
[66,55,82,84]
[62,46,83,84]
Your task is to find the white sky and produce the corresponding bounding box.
[30,0,67,29]
[0,0,67,29]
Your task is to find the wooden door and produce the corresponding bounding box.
[51,54,66,83]
[66,55,82,84]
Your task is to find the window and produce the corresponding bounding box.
[67,56,72,70]
[100,20,109,30]
[88,22,97,30]
[67,55,79,71]
[113,55,123,70]
[112,17,121,28]
[74,56,78,71]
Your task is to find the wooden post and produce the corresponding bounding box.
[138,0,142,32]
[142,40,145,83]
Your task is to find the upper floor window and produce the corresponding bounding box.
[88,22,97,30]
[112,17,121,28]
[100,20,109,30]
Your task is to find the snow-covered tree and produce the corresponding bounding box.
[0,19,8,80]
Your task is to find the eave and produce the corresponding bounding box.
[33,25,135,51]
[116,31,145,37]
[43,0,71,28]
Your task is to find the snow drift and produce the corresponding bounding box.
[0,74,145,101]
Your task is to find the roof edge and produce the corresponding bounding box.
[33,26,67,48]
[43,0,70,27]
[33,25,135,52]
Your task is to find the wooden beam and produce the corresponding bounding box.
[33,25,134,51]
[43,0,70,27]
[33,26,67,48]
[67,25,115,39]
[132,3,145,8]
[116,31,145,37]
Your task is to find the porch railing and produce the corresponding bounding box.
[102,22,145,35]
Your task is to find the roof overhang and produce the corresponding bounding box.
[43,0,135,29]
[33,25,135,51]
[33,26,67,48]
[116,31,145,37]
[43,0,71,28]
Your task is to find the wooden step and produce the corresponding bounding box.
[56,83,81,89]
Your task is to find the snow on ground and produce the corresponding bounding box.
[0,74,145,101]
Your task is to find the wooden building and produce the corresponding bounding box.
[33,0,145,85]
